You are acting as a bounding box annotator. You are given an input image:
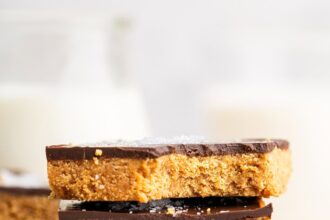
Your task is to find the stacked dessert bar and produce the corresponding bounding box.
[46,138,291,219]
[0,169,58,220]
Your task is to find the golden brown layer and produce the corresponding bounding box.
[0,192,59,220]
[48,148,291,202]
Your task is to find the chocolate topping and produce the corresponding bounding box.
[46,139,289,160]
[59,197,272,220]
[0,187,50,196]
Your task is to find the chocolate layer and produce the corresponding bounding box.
[59,197,272,220]
[0,187,50,196]
[46,139,288,160]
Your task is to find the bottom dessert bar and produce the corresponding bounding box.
[59,197,272,220]
[0,187,58,220]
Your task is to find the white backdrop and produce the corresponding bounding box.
[1,1,330,219]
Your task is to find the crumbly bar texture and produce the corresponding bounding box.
[0,192,58,220]
[48,147,291,203]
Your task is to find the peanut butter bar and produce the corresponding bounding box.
[46,138,291,203]
[0,169,58,220]
[0,187,58,220]
[59,197,272,220]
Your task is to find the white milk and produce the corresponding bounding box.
[203,84,330,219]
[0,85,150,181]
[0,16,150,181]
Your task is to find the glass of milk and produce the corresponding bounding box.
[203,83,330,220]
[0,14,150,181]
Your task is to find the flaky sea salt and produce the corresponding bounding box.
[82,136,207,148]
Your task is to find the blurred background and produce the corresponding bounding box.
[1,0,330,219]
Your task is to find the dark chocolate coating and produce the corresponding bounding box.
[46,139,288,160]
[0,186,50,196]
[59,197,272,220]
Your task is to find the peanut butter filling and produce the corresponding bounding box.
[48,148,291,203]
